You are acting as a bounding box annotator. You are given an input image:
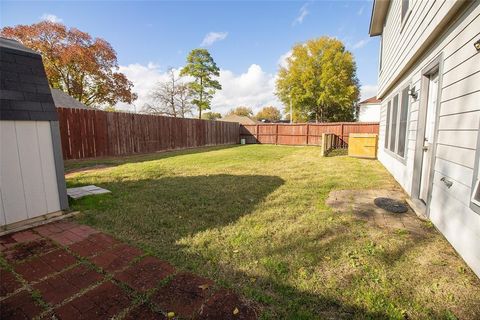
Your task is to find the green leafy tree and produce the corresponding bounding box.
[202,112,222,120]
[255,106,281,122]
[180,49,222,119]
[276,37,359,122]
[226,106,253,117]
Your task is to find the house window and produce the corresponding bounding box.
[397,87,410,157]
[402,0,410,22]
[389,95,398,152]
[384,101,391,149]
[384,89,409,159]
[470,126,480,215]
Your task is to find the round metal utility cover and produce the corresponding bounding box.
[374,197,408,213]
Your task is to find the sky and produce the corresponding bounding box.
[1,0,380,116]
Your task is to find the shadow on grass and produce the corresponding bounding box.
[68,173,454,319]
[71,174,285,251]
[64,144,243,173]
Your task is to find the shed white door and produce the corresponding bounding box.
[0,120,61,226]
[419,72,439,203]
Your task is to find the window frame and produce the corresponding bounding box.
[384,101,391,150]
[383,84,411,164]
[397,86,410,158]
[469,122,480,215]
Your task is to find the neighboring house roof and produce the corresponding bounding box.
[358,96,381,105]
[0,37,58,121]
[219,114,258,125]
[51,88,88,109]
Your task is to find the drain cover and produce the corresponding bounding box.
[374,197,408,213]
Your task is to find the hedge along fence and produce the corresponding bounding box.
[240,122,379,148]
[57,107,240,160]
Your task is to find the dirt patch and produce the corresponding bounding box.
[197,289,257,320]
[326,189,427,236]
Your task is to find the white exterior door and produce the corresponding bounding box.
[419,72,439,203]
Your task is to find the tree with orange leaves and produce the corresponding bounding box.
[1,21,137,108]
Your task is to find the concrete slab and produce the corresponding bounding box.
[67,185,111,199]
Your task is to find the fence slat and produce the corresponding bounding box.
[57,108,240,160]
[239,122,379,148]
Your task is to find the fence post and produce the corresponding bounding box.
[275,124,279,145]
[340,123,345,148]
[306,124,309,145]
[321,133,326,156]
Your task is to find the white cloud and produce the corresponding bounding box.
[357,6,365,16]
[200,32,228,47]
[40,14,62,23]
[116,62,282,115]
[352,38,371,49]
[212,64,281,115]
[277,50,292,69]
[292,3,309,26]
[116,63,175,112]
[360,84,378,101]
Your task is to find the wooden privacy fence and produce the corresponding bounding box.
[57,108,239,160]
[240,122,379,147]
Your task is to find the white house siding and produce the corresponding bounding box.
[377,1,480,277]
[0,120,61,225]
[358,103,381,122]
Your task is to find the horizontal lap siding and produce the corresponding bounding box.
[57,108,240,160]
[239,123,379,147]
[378,1,480,277]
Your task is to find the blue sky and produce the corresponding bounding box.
[1,0,380,114]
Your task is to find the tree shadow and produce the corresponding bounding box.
[68,172,475,319]
[71,174,284,254]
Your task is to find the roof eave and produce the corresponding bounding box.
[369,0,390,37]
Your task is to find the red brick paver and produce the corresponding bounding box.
[0,268,22,297]
[89,243,142,273]
[3,239,57,263]
[124,304,167,320]
[0,290,44,319]
[69,233,119,257]
[0,220,257,319]
[14,249,77,282]
[53,281,130,320]
[33,265,103,305]
[114,256,175,292]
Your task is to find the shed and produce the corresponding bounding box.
[0,37,68,230]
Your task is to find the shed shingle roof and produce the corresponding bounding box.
[51,88,88,109]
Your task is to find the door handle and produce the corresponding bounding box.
[422,146,428,151]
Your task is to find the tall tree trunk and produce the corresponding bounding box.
[199,77,203,119]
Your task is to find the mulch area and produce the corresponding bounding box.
[0,220,257,319]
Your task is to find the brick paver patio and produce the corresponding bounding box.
[0,220,257,319]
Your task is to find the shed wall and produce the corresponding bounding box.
[0,120,61,225]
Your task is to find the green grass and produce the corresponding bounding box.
[66,145,480,319]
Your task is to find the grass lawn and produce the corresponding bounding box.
[65,145,480,320]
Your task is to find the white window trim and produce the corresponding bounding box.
[470,122,480,215]
[383,84,411,164]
